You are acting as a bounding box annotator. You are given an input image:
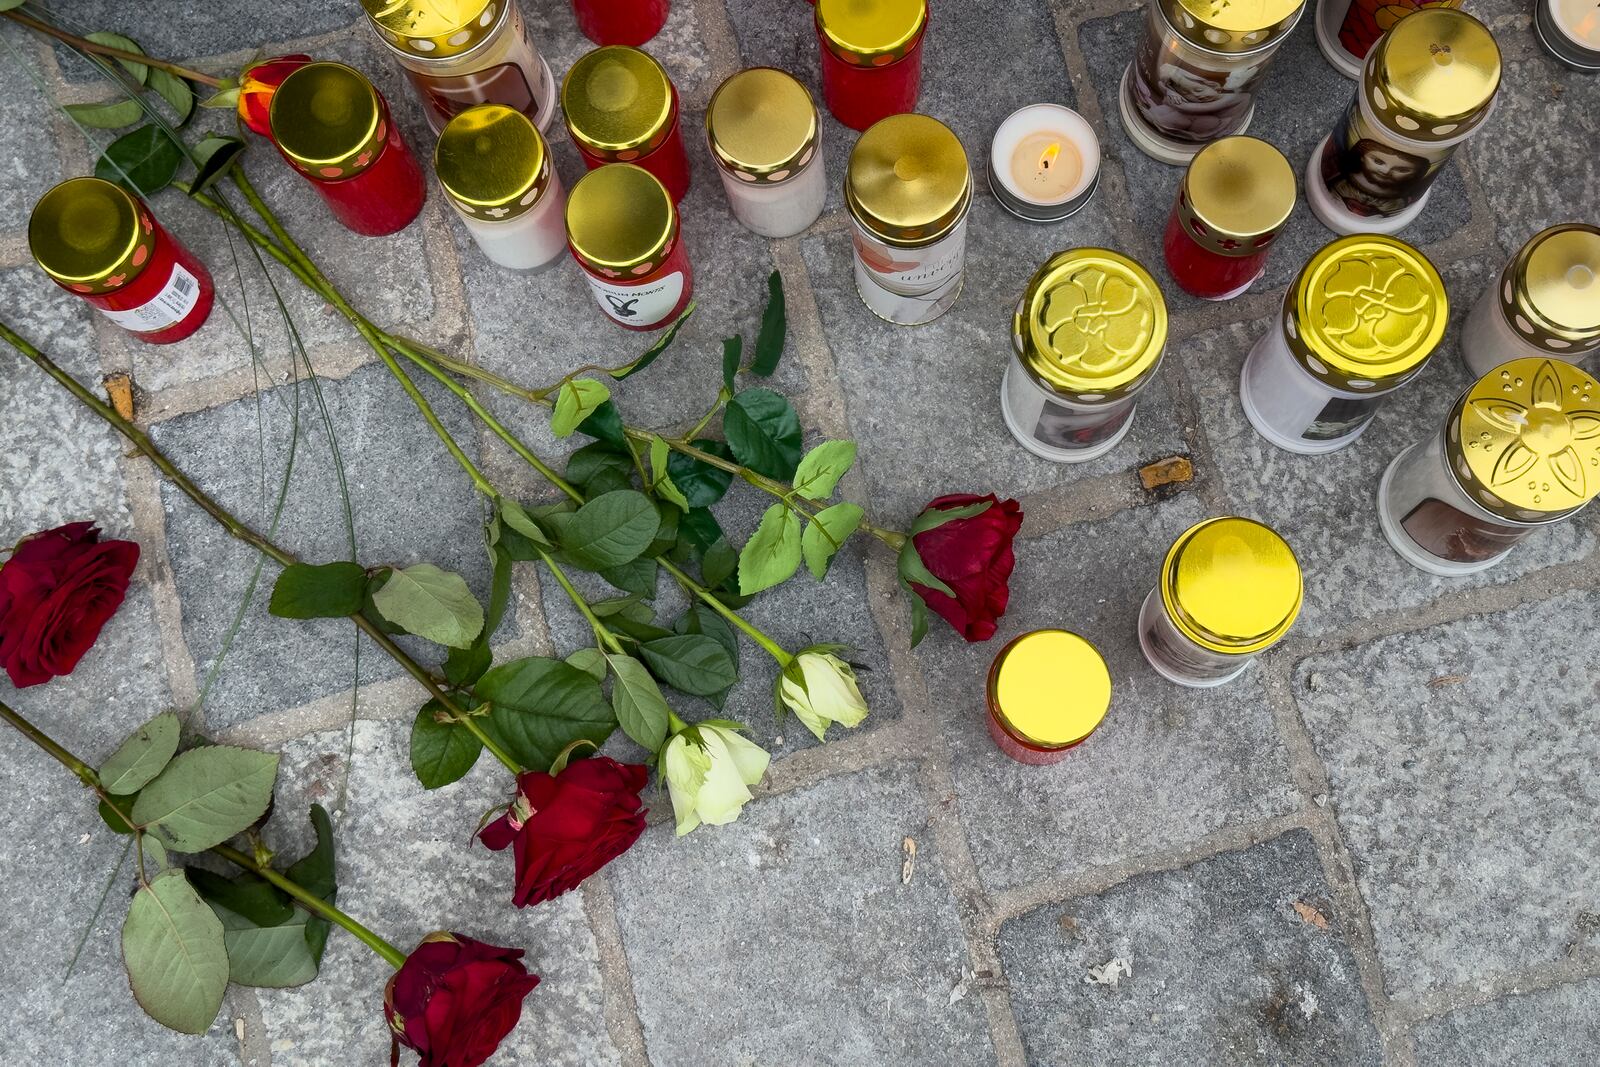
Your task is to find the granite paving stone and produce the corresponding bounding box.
[0,28,62,236]
[48,2,356,77]
[998,830,1382,1065]
[1413,978,1600,1066]
[608,763,998,1067]
[1295,590,1600,998]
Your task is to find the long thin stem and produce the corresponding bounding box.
[3,10,227,87]
[0,699,98,786]
[538,550,626,655]
[658,558,792,666]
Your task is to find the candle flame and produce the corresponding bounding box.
[1037,142,1061,174]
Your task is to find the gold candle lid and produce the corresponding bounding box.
[705,68,819,184]
[28,177,156,295]
[1499,225,1600,354]
[1363,9,1501,142]
[1177,136,1295,258]
[1282,234,1447,392]
[1447,359,1600,522]
[270,63,388,181]
[435,105,552,222]
[845,114,970,246]
[562,47,676,161]
[1155,0,1306,53]
[1012,248,1168,403]
[987,630,1112,750]
[1161,517,1301,656]
[361,0,502,58]
[815,0,927,65]
[565,164,677,276]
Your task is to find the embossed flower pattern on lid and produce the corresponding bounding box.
[1318,254,1432,358]
[1456,358,1600,517]
[1045,268,1152,370]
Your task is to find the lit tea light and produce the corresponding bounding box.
[1535,0,1600,71]
[988,103,1100,223]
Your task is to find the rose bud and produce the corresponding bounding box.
[776,648,869,742]
[385,932,541,1067]
[237,54,312,137]
[902,493,1023,644]
[661,721,769,836]
[0,522,139,688]
[478,756,647,907]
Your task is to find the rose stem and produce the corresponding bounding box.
[4,11,226,87]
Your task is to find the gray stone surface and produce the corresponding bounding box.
[609,763,998,1067]
[0,28,63,235]
[49,4,356,74]
[1295,591,1600,998]
[1413,978,1600,1066]
[998,830,1382,1065]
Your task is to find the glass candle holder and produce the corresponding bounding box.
[844,113,971,326]
[1241,234,1447,454]
[1461,224,1600,379]
[269,63,427,238]
[1138,516,1302,688]
[566,164,692,331]
[986,630,1112,766]
[1536,0,1600,70]
[1119,0,1305,165]
[571,0,669,46]
[1307,10,1500,236]
[562,46,690,204]
[1002,248,1168,463]
[987,104,1101,223]
[814,0,927,131]
[360,0,556,135]
[29,177,214,344]
[1162,135,1294,300]
[1314,0,1463,79]
[1377,358,1600,575]
[435,104,566,273]
[705,68,826,239]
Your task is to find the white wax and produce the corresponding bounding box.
[989,104,1100,208]
[715,144,828,239]
[453,169,568,272]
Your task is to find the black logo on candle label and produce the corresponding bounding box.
[606,295,641,319]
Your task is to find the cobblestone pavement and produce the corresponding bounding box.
[2,0,1597,1064]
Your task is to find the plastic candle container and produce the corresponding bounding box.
[1314,0,1464,79]
[29,177,214,344]
[844,113,971,326]
[814,0,927,131]
[1241,234,1447,454]
[1377,358,1600,575]
[1119,0,1305,165]
[565,164,692,331]
[562,46,691,204]
[705,68,826,239]
[269,63,427,237]
[1162,135,1294,300]
[1002,248,1168,463]
[1138,516,1303,688]
[985,630,1112,766]
[987,104,1101,223]
[1536,0,1600,70]
[1461,224,1600,378]
[1307,10,1501,236]
[360,0,556,135]
[435,104,566,272]
[570,0,669,47]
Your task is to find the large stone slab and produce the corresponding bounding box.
[998,830,1381,1065]
[608,763,998,1067]
[1295,590,1600,997]
[916,491,1298,892]
[1413,978,1600,1066]
[0,28,62,236]
[49,3,356,74]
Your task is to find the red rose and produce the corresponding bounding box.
[0,522,139,688]
[479,756,647,907]
[905,494,1023,643]
[385,932,541,1067]
[237,54,312,137]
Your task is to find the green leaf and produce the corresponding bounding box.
[897,542,955,600]
[739,503,803,595]
[65,98,145,129]
[792,440,857,501]
[189,135,245,198]
[133,746,279,853]
[122,870,229,1034]
[678,507,727,554]
[360,570,407,635]
[721,335,743,391]
[802,502,865,580]
[287,804,337,902]
[99,711,181,796]
[370,563,484,649]
[611,306,693,379]
[751,270,787,376]
[476,657,617,770]
[200,85,241,109]
[188,867,294,928]
[606,654,671,752]
[724,388,803,480]
[140,835,170,873]
[444,540,511,687]
[99,792,138,834]
[0,0,27,10]
[552,377,612,437]
[639,634,739,696]
[911,499,992,535]
[566,647,607,683]
[666,439,735,508]
[95,125,184,196]
[673,605,740,704]
[702,538,739,590]
[560,490,661,570]
[85,32,148,83]
[599,555,658,597]
[268,561,366,620]
[149,67,194,123]
[213,905,319,988]
[577,400,628,449]
[548,738,598,776]
[567,444,634,495]
[648,435,691,511]
[908,591,930,648]
[499,498,552,546]
[410,701,484,789]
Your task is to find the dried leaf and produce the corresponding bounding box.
[1139,455,1194,491]
[102,372,136,421]
[900,836,916,885]
[1292,900,1330,930]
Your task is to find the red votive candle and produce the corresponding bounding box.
[1161,136,1294,302]
[571,0,670,46]
[563,46,691,204]
[566,164,693,332]
[815,0,927,131]
[985,630,1112,766]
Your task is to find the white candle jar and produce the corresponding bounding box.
[1241,234,1447,454]
[844,114,971,326]
[1460,224,1600,379]
[987,104,1100,223]
[435,104,566,273]
[1002,248,1168,463]
[1536,0,1600,71]
[705,68,826,239]
[1377,358,1600,575]
[361,0,556,136]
